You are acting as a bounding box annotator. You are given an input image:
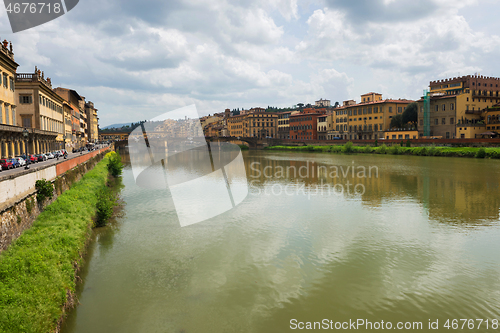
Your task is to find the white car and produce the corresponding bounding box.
[46,152,55,159]
[15,157,26,166]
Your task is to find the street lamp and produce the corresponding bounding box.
[22,128,30,169]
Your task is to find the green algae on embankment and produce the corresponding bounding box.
[0,152,117,333]
[265,143,500,158]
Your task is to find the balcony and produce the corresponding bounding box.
[15,73,52,89]
[465,110,482,115]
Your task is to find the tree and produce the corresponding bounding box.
[402,102,418,129]
[334,101,340,108]
[297,103,304,109]
[390,114,403,129]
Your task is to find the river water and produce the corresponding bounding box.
[61,150,500,332]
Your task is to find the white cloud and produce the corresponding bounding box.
[3,0,499,125]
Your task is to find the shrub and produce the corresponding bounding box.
[427,144,438,156]
[406,140,411,147]
[342,141,354,154]
[374,139,378,147]
[107,151,123,177]
[95,186,115,227]
[476,147,486,158]
[329,145,342,153]
[363,145,373,153]
[35,179,54,204]
[378,144,387,154]
[389,145,400,155]
[238,144,249,150]
[400,140,404,147]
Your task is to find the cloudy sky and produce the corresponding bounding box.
[1,0,499,126]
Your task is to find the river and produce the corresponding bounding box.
[61,149,500,332]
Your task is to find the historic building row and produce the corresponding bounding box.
[0,42,100,158]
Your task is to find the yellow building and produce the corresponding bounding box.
[84,101,98,143]
[99,132,129,141]
[228,111,278,138]
[0,40,20,158]
[384,130,419,140]
[418,75,500,138]
[335,93,413,140]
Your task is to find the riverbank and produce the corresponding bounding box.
[265,143,500,158]
[0,152,116,333]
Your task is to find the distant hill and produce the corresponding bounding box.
[101,123,132,129]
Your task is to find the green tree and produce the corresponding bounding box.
[402,102,418,129]
[390,114,403,129]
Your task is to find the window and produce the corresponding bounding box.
[19,95,33,104]
[435,105,439,111]
[450,118,454,124]
[446,132,450,139]
[2,74,7,88]
[9,77,14,91]
[5,105,9,124]
[11,106,15,126]
[442,118,446,125]
[442,104,446,111]
[450,103,454,110]
[22,116,31,128]
[398,107,402,113]
[389,107,392,113]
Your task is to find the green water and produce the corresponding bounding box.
[61,150,500,332]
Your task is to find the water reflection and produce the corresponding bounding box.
[62,149,500,333]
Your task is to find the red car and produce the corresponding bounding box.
[28,154,37,163]
[0,159,13,170]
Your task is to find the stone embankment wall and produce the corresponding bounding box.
[0,148,110,252]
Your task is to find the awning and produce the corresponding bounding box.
[479,131,497,135]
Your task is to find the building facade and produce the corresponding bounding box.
[15,68,66,152]
[342,94,413,140]
[54,87,86,148]
[289,110,325,140]
[0,40,20,158]
[315,98,331,107]
[85,101,98,143]
[417,74,500,138]
[228,112,278,138]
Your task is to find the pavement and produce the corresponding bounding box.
[0,145,110,180]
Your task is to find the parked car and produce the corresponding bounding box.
[36,154,47,162]
[46,152,55,159]
[28,154,37,163]
[0,164,2,171]
[15,157,26,167]
[10,158,20,168]
[0,159,13,170]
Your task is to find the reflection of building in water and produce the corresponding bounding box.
[245,154,500,223]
